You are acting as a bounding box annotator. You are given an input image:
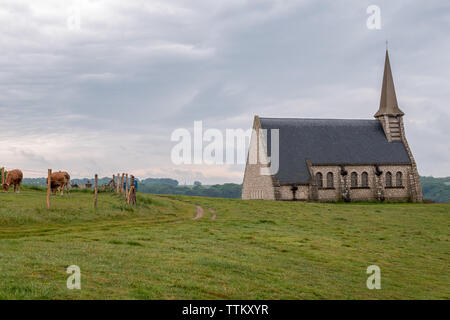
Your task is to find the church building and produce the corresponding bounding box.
[242,50,423,202]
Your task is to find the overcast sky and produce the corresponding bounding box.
[0,0,449,184]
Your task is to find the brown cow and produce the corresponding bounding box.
[2,169,23,193]
[46,171,70,195]
[61,171,70,195]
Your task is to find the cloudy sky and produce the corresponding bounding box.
[0,0,449,184]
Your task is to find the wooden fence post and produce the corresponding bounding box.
[125,173,128,197]
[1,167,4,186]
[127,175,136,206]
[120,173,124,194]
[94,174,98,208]
[47,169,52,209]
[116,174,120,193]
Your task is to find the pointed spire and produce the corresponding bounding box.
[374,49,404,118]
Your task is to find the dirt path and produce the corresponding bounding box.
[209,208,216,220]
[192,205,204,220]
[192,206,216,220]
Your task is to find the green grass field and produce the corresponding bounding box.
[0,186,448,299]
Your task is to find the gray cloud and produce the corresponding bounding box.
[0,0,449,183]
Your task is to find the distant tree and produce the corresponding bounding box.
[136,182,242,199]
[420,176,450,203]
[141,178,179,186]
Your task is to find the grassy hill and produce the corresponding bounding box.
[0,187,448,299]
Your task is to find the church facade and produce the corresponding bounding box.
[242,50,423,202]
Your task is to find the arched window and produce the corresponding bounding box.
[326,172,334,188]
[315,172,323,188]
[361,172,369,188]
[396,171,403,187]
[386,172,392,187]
[351,172,358,187]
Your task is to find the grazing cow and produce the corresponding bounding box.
[46,171,70,195]
[62,171,70,195]
[2,169,23,193]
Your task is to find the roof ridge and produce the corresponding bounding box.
[259,117,378,121]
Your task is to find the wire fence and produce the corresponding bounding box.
[1,166,137,209]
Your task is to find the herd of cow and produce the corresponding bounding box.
[2,169,71,195]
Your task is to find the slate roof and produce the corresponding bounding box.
[259,118,411,184]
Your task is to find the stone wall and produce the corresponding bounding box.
[278,185,309,200]
[398,117,423,202]
[310,164,412,202]
[242,116,277,200]
[242,162,276,200]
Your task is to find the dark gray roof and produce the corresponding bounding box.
[259,118,411,184]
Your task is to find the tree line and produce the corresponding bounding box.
[21,176,450,202]
[421,176,450,203]
[22,177,242,199]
